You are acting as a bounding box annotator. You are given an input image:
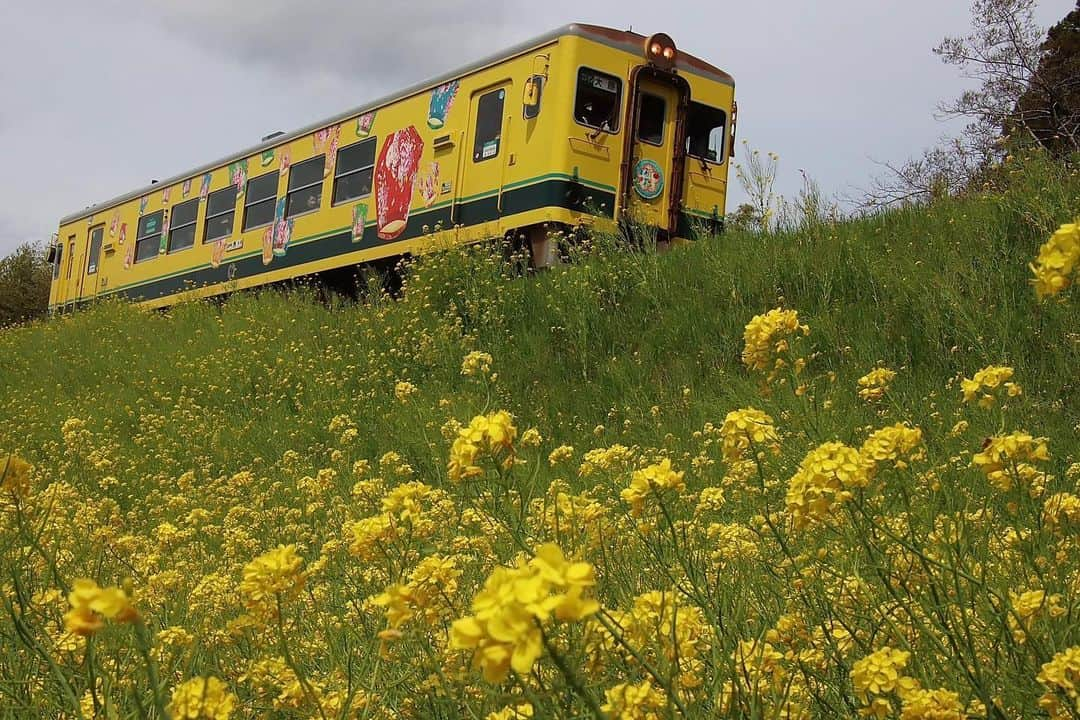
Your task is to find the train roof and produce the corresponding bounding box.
[60,23,734,226]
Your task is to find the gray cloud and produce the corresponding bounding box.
[103,0,523,91]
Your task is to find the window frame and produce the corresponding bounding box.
[54,240,65,280]
[685,101,728,166]
[204,185,237,243]
[332,138,377,207]
[242,170,279,232]
[167,198,200,254]
[472,87,506,164]
[134,210,164,264]
[285,154,326,219]
[86,226,104,275]
[573,66,623,134]
[636,92,666,147]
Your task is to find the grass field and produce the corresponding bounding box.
[0,151,1078,719]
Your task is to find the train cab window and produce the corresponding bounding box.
[168,198,199,253]
[686,102,727,163]
[472,88,505,162]
[574,67,622,133]
[286,155,325,218]
[333,138,376,205]
[637,93,666,145]
[205,186,237,242]
[54,242,64,279]
[135,211,163,263]
[86,227,104,275]
[243,171,279,231]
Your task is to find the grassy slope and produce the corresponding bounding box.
[2,157,1076,473]
[0,152,1078,717]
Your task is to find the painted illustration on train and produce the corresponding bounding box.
[48,24,736,311]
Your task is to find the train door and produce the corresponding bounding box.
[57,236,76,308]
[625,76,683,234]
[82,225,104,301]
[457,82,510,232]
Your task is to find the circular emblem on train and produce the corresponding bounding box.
[632,159,664,200]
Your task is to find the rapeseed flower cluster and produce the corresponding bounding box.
[63,578,138,636]
[238,544,306,616]
[857,367,896,402]
[620,458,685,516]
[960,365,1022,408]
[450,543,598,682]
[741,308,809,385]
[1037,646,1080,719]
[971,431,1050,493]
[1031,219,1079,299]
[167,677,237,720]
[785,441,872,528]
[448,411,517,482]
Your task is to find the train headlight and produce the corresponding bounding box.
[644,33,677,70]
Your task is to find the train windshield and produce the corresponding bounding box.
[686,102,727,163]
[574,67,622,132]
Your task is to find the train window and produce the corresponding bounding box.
[135,211,163,263]
[205,186,237,242]
[86,226,104,275]
[53,242,63,280]
[243,171,279,231]
[168,198,199,253]
[286,155,326,218]
[473,88,505,162]
[67,239,75,278]
[574,67,622,133]
[686,102,727,163]
[637,93,665,146]
[333,138,376,205]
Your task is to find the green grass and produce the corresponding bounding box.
[0,150,1077,718]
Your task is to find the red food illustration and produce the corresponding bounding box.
[375,126,424,240]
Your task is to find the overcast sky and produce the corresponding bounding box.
[0,0,1073,256]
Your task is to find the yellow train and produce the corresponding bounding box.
[48,23,735,311]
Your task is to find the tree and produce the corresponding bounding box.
[0,243,52,326]
[933,0,1050,160]
[1014,1,1080,156]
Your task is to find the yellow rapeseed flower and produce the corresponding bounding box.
[239,545,305,614]
[620,458,685,516]
[448,411,517,482]
[857,368,896,402]
[850,647,911,702]
[972,431,1049,493]
[393,380,418,403]
[461,350,494,377]
[63,579,138,637]
[0,454,32,499]
[719,408,779,461]
[960,365,1022,408]
[601,680,667,719]
[741,308,810,384]
[1031,220,1079,299]
[449,543,597,683]
[167,676,236,720]
[1036,646,1080,719]
[785,442,872,528]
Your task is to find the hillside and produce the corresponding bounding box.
[0,152,1078,719]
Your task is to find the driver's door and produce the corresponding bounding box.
[626,78,680,232]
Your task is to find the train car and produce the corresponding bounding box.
[48,23,735,312]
